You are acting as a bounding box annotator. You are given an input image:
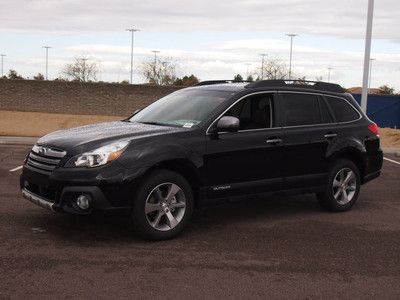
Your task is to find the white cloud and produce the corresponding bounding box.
[1,0,399,40]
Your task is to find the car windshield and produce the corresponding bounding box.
[129,89,234,127]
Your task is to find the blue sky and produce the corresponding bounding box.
[1,0,399,89]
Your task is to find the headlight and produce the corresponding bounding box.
[67,140,130,168]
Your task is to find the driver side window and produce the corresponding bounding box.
[224,94,273,130]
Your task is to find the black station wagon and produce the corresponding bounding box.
[21,80,383,240]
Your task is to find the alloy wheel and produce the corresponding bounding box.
[332,168,357,205]
[145,182,186,231]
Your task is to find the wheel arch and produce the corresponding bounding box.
[142,159,203,204]
[328,148,366,182]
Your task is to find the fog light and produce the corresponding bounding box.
[76,195,90,210]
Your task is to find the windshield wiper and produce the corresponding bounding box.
[138,121,172,127]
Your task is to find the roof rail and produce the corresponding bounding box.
[245,80,345,93]
[194,80,250,86]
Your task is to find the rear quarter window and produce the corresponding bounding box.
[325,96,360,123]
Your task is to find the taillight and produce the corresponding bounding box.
[368,122,379,136]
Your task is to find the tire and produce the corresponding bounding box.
[131,169,194,240]
[317,159,361,212]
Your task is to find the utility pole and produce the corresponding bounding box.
[0,54,6,77]
[259,53,267,80]
[361,0,375,113]
[286,34,298,79]
[151,50,160,84]
[126,28,140,84]
[42,46,52,80]
[327,67,333,83]
[368,58,376,90]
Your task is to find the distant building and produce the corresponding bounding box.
[347,87,381,94]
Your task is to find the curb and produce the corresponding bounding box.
[0,136,38,145]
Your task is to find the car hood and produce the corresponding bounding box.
[37,121,182,152]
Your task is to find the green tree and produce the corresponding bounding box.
[174,74,199,86]
[233,74,243,82]
[379,85,395,95]
[8,69,24,79]
[246,75,254,82]
[33,73,45,80]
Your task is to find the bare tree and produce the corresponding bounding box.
[62,57,99,82]
[254,59,289,80]
[141,57,177,85]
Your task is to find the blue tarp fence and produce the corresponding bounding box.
[352,94,400,128]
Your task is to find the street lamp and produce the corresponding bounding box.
[151,50,160,83]
[368,58,376,90]
[286,34,298,79]
[0,54,6,77]
[126,28,140,84]
[327,67,333,83]
[259,53,267,80]
[245,63,251,78]
[42,46,52,80]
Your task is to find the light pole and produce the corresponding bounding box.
[368,58,376,90]
[245,63,251,78]
[126,28,140,84]
[42,46,52,80]
[327,67,333,83]
[259,53,267,80]
[361,0,375,112]
[0,54,6,77]
[286,33,298,79]
[151,50,160,84]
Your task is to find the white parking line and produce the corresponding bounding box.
[384,157,400,166]
[9,165,23,172]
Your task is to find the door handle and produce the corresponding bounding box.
[266,138,283,145]
[324,133,337,139]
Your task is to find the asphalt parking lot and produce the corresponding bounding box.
[1,144,400,299]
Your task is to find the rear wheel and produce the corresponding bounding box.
[132,170,194,240]
[317,159,361,212]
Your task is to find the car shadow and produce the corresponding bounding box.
[15,193,323,244]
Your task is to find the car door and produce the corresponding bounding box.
[278,92,336,189]
[204,92,285,198]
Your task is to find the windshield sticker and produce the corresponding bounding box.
[183,123,194,128]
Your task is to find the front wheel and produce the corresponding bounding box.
[317,159,361,212]
[132,170,194,240]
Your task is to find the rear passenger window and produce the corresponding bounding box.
[325,96,360,122]
[280,93,321,126]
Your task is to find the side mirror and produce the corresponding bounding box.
[216,116,240,132]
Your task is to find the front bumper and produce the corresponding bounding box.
[20,163,143,215]
[21,188,55,211]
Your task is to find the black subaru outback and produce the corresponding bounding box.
[20,80,383,240]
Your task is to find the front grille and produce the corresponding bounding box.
[26,145,67,175]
